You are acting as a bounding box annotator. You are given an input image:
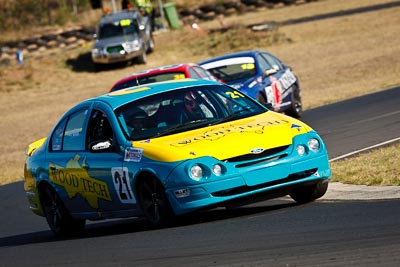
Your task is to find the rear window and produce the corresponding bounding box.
[112,72,187,91]
[202,57,257,82]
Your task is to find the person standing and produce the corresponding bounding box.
[135,0,155,31]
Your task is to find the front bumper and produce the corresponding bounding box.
[92,46,144,64]
[166,149,331,215]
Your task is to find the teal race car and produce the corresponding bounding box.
[24,79,331,236]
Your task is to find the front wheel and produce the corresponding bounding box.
[285,85,302,118]
[137,176,174,227]
[146,35,155,53]
[41,185,85,236]
[290,180,329,204]
[136,51,147,64]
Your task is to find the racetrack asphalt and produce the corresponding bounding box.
[300,86,400,201]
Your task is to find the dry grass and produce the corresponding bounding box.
[330,143,400,186]
[0,0,399,185]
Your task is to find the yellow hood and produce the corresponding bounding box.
[134,112,312,162]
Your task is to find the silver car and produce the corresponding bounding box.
[91,9,154,68]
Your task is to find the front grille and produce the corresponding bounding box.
[107,45,124,53]
[223,145,289,168]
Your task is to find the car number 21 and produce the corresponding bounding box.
[111,167,136,204]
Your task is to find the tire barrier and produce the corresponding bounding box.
[176,0,314,25]
[0,26,96,65]
[0,0,317,65]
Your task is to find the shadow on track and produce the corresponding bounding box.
[0,200,297,247]
[65,51,143,73]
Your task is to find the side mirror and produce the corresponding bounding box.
[265,68,278,76]
[90,140,114,153]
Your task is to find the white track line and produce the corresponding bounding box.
[329,137,400,162]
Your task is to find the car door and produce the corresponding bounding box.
[48,105,137,216]
[47,105,97,214]
[83,107,138,213]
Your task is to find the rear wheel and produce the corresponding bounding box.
[137,176,173,226]
[290,180,329,204]
[257,93,273,110]
[41,185,85,236]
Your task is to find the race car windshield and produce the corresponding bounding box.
[111,72,187,91]
[115,84,266,140]
[98,21,139,39]
[202,57,256,83]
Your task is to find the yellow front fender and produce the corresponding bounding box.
[26,137,46,156]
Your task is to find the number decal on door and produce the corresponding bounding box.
[111,167,136,204]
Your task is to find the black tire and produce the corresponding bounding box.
[137,176,173,227]
[256,93,267,105]
[136,51,147,64]
[285,85,302,118]
[257,93,273,110]
[41,185,85,236]
[290,179,329,204]
[146,35,155,53]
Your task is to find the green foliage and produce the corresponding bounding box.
[330,143,400,186]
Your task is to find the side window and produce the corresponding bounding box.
[50,118,67,151]
[63,109,88,151]
[261,52,283,70]
[188,67,201,79]
[87,109,114,150]
[194,67,215,81]
[257,54,273,72]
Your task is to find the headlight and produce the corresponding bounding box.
[91,48,100,56]
[123,40,140,52]
[308,138,320,152]
[212,164,222,176]
[190,165,203,181]
[296,145,306,156]
[92,47,105,57]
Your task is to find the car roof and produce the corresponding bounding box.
[111,63,204,89]
[117,63,199,82]
[99,9,140,26]
[198,50,263,65]
[94,78,221,110]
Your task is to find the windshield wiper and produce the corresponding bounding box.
[155,119,209,137]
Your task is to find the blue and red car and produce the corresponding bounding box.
[24,79,330,236]
[199,50,303,118]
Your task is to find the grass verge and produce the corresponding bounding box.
[330,143,400,186]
